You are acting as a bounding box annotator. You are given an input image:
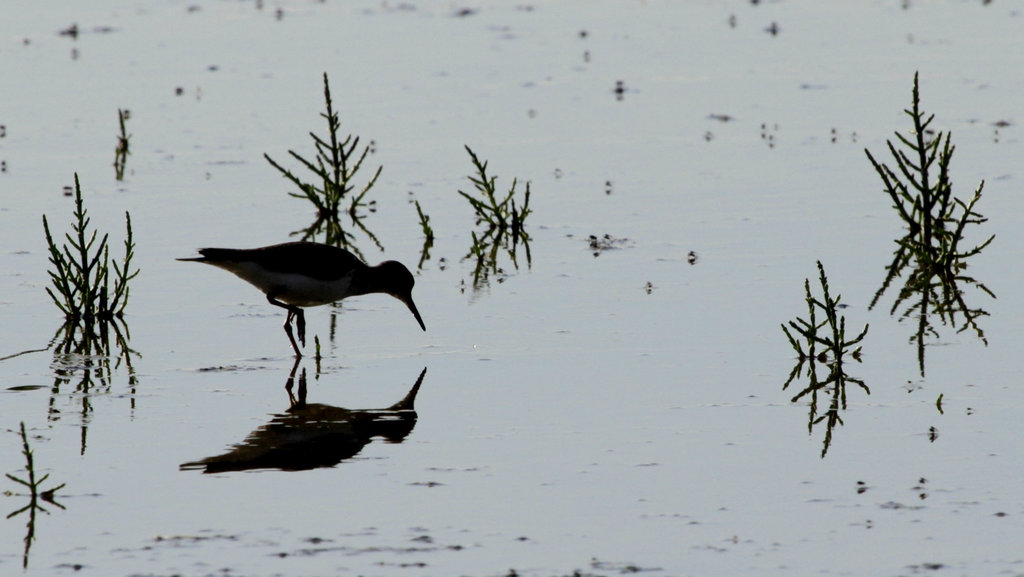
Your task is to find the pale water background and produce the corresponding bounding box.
[2,1,1023,576]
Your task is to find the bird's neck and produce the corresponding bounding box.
[349,265,386,296]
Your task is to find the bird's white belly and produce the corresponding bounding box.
[225,263,353,307]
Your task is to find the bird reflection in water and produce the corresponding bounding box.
[180,364,426,473]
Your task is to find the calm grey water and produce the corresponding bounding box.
[2,2,1023,576]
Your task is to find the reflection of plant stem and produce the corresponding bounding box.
[415,200,434,270]
[6,422,66,569]
[785,357,869,458]
[114,108,131,181]
[313,335,322,376]
[48,317,139,455]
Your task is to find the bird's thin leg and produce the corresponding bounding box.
[284,310,302,357]
[295,308,306,347]
[268,293,304,357]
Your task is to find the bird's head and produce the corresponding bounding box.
[378,261,426,331]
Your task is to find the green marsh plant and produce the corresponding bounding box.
[865,72,994,376]
[42,173,138,326]
[782,261,869,458]
[42,175,139,454]
[264,72,382,259]
[459,145,532,290]
[6,422,66,569]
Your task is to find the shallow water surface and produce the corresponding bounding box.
[2,1,1024,576]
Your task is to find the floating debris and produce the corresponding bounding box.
[587,234,631,256]
[614,80,626,101]
[760,122,778,148]
[58,23,79,39]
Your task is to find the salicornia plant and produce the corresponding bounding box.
[865,73,993,274]
[42,173,138,325]
[782,261,868,369]
[264,72,382,258]
[41,177,139,457]
[865,72,994,376]
[459,145,532,290]
[782,261,869,458]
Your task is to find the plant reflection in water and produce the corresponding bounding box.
[414,198,434,271]
[41,174,140,455]
[47,318,140,456]
[113,108,131,181]
[180,364,426,473]
[865,72,995,376]
[5,422,67,570]
[782,261,869,458]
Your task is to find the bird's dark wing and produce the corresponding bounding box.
[197,242,364,282]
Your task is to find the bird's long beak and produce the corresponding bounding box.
[403,296,426,331]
